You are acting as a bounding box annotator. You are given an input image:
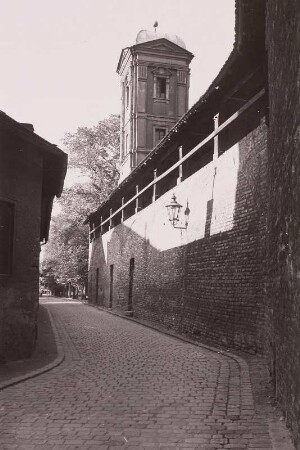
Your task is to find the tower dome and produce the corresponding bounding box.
[136,29,186,49]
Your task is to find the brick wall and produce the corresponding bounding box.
[0,137,43,361]
[89,120,268,353]
[266,1,300,447]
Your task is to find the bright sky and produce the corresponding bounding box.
[0,0,235,147]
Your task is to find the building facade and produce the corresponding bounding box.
[0,113,67,362]
[117,30,193,181]
[87,1,300,447]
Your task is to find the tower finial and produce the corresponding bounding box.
[153,21,158,33]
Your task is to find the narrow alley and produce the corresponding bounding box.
[0,299,294,450]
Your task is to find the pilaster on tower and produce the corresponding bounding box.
[117,29,194,183]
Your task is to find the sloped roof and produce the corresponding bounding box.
[0,111,67,197]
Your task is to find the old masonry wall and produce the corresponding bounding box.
[89,119,268,353]
[266,0,300,446]
[0,136,42,361]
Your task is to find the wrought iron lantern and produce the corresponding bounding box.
[166,193,190,229]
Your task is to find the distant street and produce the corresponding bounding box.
[0,298,291,449]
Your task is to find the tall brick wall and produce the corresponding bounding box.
[89,120,268,353]
[0,138,43,361]
[266,1,300,447]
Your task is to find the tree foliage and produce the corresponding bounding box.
[41,115,120,296]
[41,205,89,293]
[63,114,120,199]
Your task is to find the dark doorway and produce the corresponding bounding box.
[95,268,99,303]
[109,264,114,308]
[128,258,135,311]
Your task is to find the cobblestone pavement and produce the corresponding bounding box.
[0,299,294,450]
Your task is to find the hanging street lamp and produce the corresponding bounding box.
[165,193,190,229]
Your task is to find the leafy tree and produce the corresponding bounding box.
[63,114,120,200]
[41,207,89,296]
[41,115,120,297]
[40,271,64,296]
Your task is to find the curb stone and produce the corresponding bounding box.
[0,307,65,391]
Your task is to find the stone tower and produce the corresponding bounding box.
[117,29,194,182]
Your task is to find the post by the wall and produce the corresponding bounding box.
[109,209,113,230]
[177,146,183,184]
[152,169,158,202]
[135,185,141,213]
[213,113,219,163]
[121,197,125,222]
[100,216,103,234]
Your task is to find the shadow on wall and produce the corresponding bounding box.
[104,142,240,257]
[181,122,267,351]
[89,121,267,352]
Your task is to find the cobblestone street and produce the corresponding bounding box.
[0,299,294,450]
